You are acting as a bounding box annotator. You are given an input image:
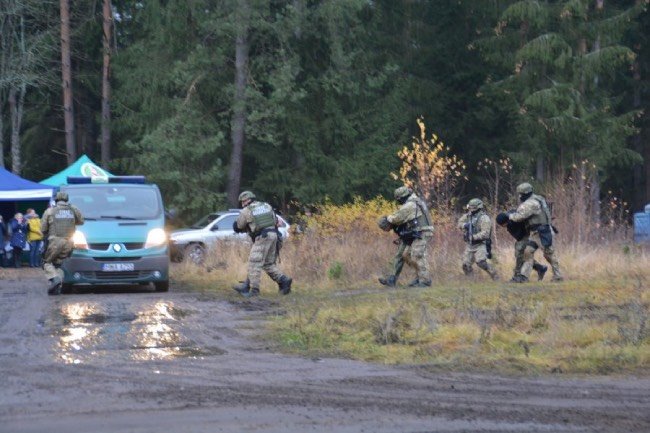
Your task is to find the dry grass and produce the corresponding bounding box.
[173,225,650,375]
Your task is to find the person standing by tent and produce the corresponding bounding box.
[25,208,44,268]
[0,215,8,267]
[9,213,28,268]
[41,192,84,295]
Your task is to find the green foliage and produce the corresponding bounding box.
[117,103,226,221]
[3,0,649,217]
[327,261,345,280]
[477,0,644,177]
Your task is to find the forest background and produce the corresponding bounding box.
[1,0,650,224]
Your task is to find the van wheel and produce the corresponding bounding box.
[61,283,73,294]
[155,281,169,292]
[184,243,205,265]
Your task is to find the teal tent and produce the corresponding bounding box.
[40,155,113,186]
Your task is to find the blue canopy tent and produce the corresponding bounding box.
[0,167,54,265]
[0,166,54,202]
[40,154,113,186]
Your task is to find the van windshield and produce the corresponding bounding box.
[65,186,162,220]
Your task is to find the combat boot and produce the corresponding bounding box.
[278,276,292,295]
[378,275,397,287]
[47,277,62,296]
[233,279,250,294]
[406,278,420,287]
[241,287,260,298]
[533,264,548,281]
[408,279,431,288]
[510,274,528,283]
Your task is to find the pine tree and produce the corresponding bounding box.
[476,0,645,188]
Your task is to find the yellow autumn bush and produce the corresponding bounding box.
[305,196,397,236]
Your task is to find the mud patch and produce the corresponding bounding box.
[45,300,212,364]
[228,298,279,312]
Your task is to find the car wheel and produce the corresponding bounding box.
[154,280,169,292]
[184,243,206,265]
[61,283,73,294]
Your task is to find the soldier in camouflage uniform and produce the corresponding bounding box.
[496,212,547,281]
[508,183,563,282]
[233,191,292,298]
[457,199,498,280]
[378,186,434,287]
[41,191,84,295]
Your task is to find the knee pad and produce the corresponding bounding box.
[526,240,539,251]
[476,260,489,271]
[462,263,472,274]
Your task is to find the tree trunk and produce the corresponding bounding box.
[8,84,25,175]
[0,95,4,168]
[645,134,650,206]
[60,0,76,165]
[292,0,303,39]
[101,0,112,168]
[226,0,250,207]
[590,171,601,225]
[535,156,545,182]
[631,57,646,209]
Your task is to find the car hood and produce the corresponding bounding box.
[170,228,206,241]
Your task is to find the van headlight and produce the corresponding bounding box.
[72,230,88,250]
[145,228,167,248]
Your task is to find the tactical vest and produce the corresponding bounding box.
[50,203,77,238]
[527,194,551,227]
[249,201,276,233]
[466,211,490,242]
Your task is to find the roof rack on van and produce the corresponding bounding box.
[67,176,146,184]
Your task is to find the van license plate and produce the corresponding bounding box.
[102,263,134,272]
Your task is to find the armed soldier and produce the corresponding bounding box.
[41,192,84,295]
[233,191,292,298]
[496,212,547,281]
[508,183,563,282]
[377,186,433,288]
[457,199,498,280]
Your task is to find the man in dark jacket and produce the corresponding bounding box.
[0,215,7,267]
[9,213,27,268]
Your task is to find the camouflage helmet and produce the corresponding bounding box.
[394,186,412,200]
[55,191,69,202]
[466,198,484,211]
[516,182,533,195]
[238,190,256,202]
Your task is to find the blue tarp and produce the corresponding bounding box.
[0,167,53,201]
[40,155,113,186]
[634,210,650,244]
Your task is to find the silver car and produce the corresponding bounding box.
[170,209,290,264]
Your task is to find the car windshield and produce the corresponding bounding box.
[65,186,162,220]
[191,213,221,229]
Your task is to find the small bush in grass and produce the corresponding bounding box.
[327,261,345,280]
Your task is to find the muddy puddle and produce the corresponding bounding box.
[46,299,225,364]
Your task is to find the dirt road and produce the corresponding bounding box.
[1,269,648,433]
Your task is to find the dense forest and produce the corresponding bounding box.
[1,0,649,222]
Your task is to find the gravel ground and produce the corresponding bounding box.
[0,268,648,433]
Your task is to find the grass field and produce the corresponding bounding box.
[173,229,650,375]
